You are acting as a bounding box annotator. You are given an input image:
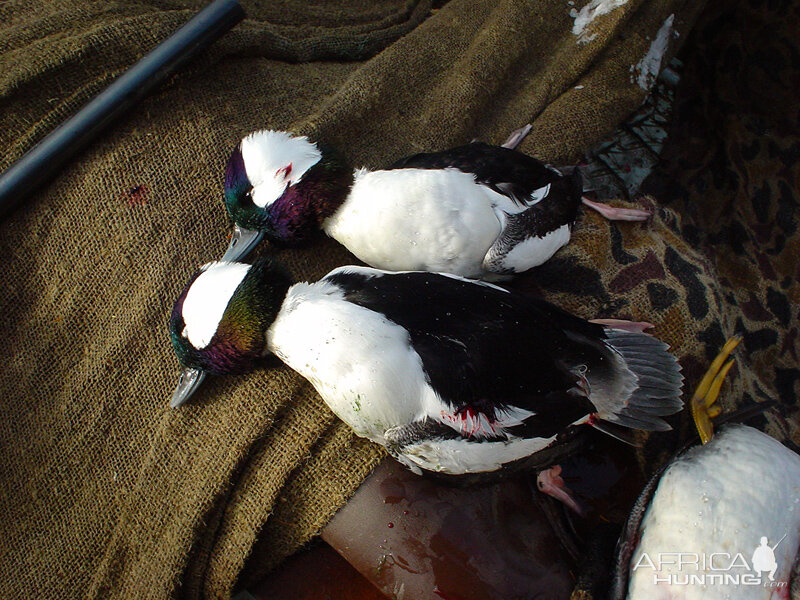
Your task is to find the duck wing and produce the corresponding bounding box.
[482,170,584,275]
[387,142,565,206]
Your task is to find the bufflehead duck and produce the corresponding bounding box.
[220,127,650,279]
[170,259,683,476]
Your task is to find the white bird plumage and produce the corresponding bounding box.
[239,130,322,208]
[181,261,250,348]
[323,167,521,278]
[622,424,800,600]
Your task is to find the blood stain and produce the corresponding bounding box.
[120,184,150,207]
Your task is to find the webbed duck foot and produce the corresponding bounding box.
[536,464,587,517]
[582,197,652,222]
[589,318,654,333]
[501,124,533,150]
[691,336,741,444]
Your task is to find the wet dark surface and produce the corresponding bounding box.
[322,430,646,600]
[325,459,573,600]
[250,541,387,600]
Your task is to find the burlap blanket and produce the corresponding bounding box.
[6,0,796,598]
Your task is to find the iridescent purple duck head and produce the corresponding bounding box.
[221,130,353,261]
[169,257,293,407]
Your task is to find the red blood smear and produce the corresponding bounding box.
[120,184,150,206]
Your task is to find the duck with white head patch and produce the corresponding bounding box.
[170,258,683,478]
[220,127,651,279]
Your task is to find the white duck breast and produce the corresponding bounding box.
[323,168,503,278]
[265,278,439,439]
[625,424,800,600]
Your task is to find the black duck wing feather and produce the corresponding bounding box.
[387,143,565,205]
[483,170,584,274]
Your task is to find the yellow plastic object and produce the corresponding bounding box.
[690,336,741,444]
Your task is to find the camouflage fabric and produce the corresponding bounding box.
[555,0,800,597]
[521,0,800,461]
[642,0,800,448]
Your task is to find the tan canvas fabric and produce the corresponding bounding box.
[0,1,710,598]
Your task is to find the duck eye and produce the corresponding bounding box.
[276,163,293,180]
[240,188,256,205]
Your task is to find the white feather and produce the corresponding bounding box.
[496,224,571,272]
[436,405,536,440]
[182,262,251,349]
[524,183,552,206]
[570,0,630,44]
[240,130,322,208]
[325,264,511,294]
[489,183,552,215]
[397,435,557,474]
[266,279,442,440]
[323,168,502,279]
[627,425,800,599]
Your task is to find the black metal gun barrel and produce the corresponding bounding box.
[0,0,246,221]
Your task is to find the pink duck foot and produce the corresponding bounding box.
[501,124,533,150]
[581,197,652,222]
[589,318,654,333]
[536,465,587,517]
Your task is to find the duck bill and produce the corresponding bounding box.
[170,367,207,408]
[221,225,264,262]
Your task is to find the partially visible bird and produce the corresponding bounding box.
[612,339,800,600]
[614,424,800,600]
[220,127,651,279]
[169,258,683,477]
